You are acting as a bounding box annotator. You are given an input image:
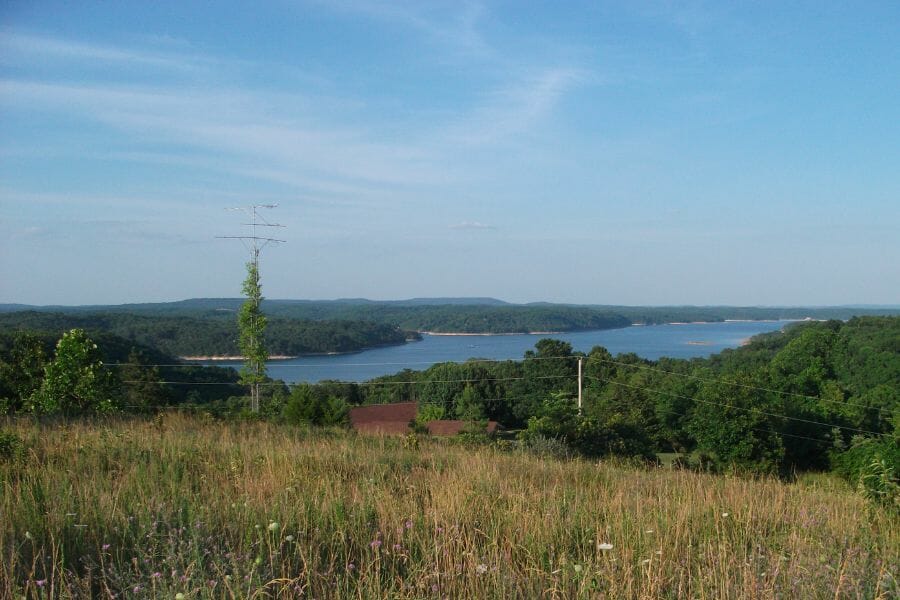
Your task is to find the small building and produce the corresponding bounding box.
[349,401,417,434]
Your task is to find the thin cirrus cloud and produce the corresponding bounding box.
[0,30,582,195]
[449,221,496,230]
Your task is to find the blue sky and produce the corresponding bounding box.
[1,1,898,306]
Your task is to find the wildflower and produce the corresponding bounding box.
[573,564,583,573]
[721,512,729,517]
[370,539,382,549]
[405,520,413,529]
[268,522,280,532]
[597,543,613,551]
[431,584,439,592]
[348,563,356,571]
[151,572,162,579]
[102,544,111,551]
[392,544,402,551]
[476,564,488,575]
[285,535,295,542]
[133,585,141,593]
[25,531,32,540]
[36,579,47,587]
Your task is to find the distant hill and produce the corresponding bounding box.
[1,298,898,335]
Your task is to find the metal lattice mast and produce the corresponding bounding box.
[218,205,285,412]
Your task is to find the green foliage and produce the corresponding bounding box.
[857,457,899,513]
[120,348,168,412]
[687,377,785,475]
[0,430,25,463]
[831,433,900,511]
[282,384,348,427]
[520,392,654,459]
[238,261,268,395]
[27,329,118,415]
[0,311,411,357]
[0,332,47,412]
[415,403,446,427]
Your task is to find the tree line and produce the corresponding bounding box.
[0,311,414,357]
[1,317,897,502]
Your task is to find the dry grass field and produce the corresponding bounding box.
[2,414,897,598]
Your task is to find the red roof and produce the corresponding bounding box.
[349,402,417,435]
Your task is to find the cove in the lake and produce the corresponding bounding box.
[196,320,792,384]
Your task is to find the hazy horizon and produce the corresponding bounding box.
[2,2,898,306]
[3,295,899,311]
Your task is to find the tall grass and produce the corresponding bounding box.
[2,414,897,598]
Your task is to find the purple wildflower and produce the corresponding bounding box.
[370,539,382,549]
[405,520,413,529]
[102,543,111,551]
[36,580,47,588]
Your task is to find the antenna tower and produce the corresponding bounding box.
[218,204,285,412]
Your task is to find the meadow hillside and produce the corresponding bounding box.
[2,416,897,599]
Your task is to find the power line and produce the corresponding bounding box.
[122,373,572,387]
[584,356,896,415]
[585,375,893,439]
[109,352,895,416]
[217,204,285,412]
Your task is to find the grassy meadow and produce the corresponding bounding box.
[2,414,897,599]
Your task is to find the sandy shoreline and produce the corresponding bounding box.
[180,355,297,361]
[421,331,563,336]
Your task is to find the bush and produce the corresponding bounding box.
[0,430,26,463]
[832,436,899,510]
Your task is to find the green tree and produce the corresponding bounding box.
[688,377,785,475]
[27,329,118,415]
[454,384,486,421]
[120,348,167,413]
[0,332,47,413]
[238,260,268,411]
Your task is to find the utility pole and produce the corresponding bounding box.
[218,205,285,412]
[577,356,583,415]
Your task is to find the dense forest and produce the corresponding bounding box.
[338,317,897,476]
[1,314,896,491]
[0,312,414,357]
[3,298,897,333]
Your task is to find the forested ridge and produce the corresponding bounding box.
[4,298,896,333]
[0,311,413,357]
[1,315,897,487]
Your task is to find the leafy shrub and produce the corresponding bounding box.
[832,436,899,510]
[518,434,572,460]
[0,430,26,463]
[857,458,899,512]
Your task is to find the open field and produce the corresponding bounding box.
[2,415,897,599]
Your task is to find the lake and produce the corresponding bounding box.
[200,320,793,384]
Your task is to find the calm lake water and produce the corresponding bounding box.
[202,320,792,384]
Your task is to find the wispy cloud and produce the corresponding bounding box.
[312,0,491,58]
[1,19,586,216]
[0,31,210,74]
[449,220,496,230]
[444,68,584,144]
